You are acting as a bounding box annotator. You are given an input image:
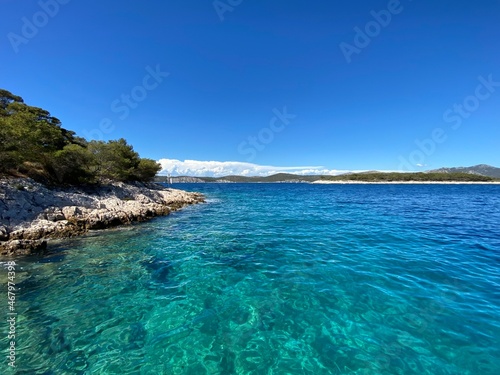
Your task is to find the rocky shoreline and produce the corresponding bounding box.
[0,178,204,257]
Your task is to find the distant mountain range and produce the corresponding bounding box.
[155,164,500,183]
[429,164,500,178]
[156,173,318,183]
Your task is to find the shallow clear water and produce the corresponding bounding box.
[1,183,500,374]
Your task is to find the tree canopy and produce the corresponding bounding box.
[0,89,161,185]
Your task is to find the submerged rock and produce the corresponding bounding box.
[0,225,8,241]
[0,178,204,256]
[0,239,47,256]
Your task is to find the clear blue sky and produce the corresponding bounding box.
[1,0,499,173]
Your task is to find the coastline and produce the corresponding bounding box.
[0,178,204,257]
[311,180,500,184]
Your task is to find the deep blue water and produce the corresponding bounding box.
[1,183,500,374]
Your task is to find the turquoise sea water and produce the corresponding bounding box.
[1,183,500,374]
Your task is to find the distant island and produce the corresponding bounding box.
[155,166,500,184]
[316,171,497,183]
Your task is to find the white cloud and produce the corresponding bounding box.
[157,159,358,177]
